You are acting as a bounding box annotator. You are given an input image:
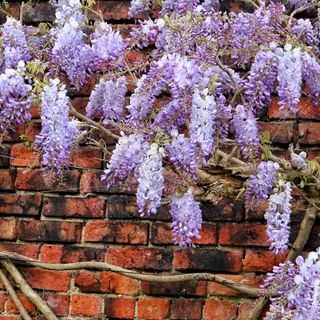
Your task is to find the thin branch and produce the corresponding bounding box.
[0,251,261,297]
[69,104,120,141]
[240,0,259,9]
[0,269,32,320]
[0,259,58,320]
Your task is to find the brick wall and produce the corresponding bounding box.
[0,1,319,319]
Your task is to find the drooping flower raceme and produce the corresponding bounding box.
[35,79,80,174]
[50,0,84,26]
[1,17,31,70]
[245,160,280,210]
[232,105,260,158]
[264,182,292,254]
[86,76,127,125]
[276,44,302,113]
[137,144,164,215]
[170,188,202,248]
[0,62,32,131]
[291,150,308,173]
[128,0,154,17]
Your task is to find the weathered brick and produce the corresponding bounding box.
[306,224,320,250]
[70,294,103,317]
[60,246,105,263]
[70,97,88,115]
[74,271,101,293]
[0,194,41,216]
[42,293,70,317]
[105,297,135,319]
[201,199,244,222]
[23,2,55,22]
[219,223,269,246]
[43,196,105,218]
[244,250,287,272]
[0,170,16,191]
[141,280,206,296]
[107,248,172,270]
[0,219,17,240]
[237,300,256,320]
[0,243,39,259]
[20,268,71,291]
[171,299,203,320]
[0,147,10,167]
[0,316,18,320]
[25,120,41,141]
[259,121,294,144]
[208,274,263,297]
[10,145,39,167]
[16,169,80,192]
[6,292,37,315]
[18,220,82,243]
[151,222,217,245]
[174,249,242,273]
[138,298,170,320]
[101,271,139,295]
[93,1,131,20]
[40,244,63,263]
[299,123,320,144]
[0,293,5,312]
[84,220,148,244]
[204,300,237,320]
[73,147,102,169]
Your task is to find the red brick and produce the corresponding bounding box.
[74,271,101,293]
[0,146,10,167]
[16,169,80,192]
[71,294,103,317]
[138,298,170,320]
[0,170,15,190]
[268,98,296,119]
[0,293,5,312]
[70,97,88,115]
[141,280,206,296]
[0,194,41,216]
[40,244,63,263]
[18,220,82,243]
[299,123,320,144]
[42,293,70,317]
[204,300,237,320]
[73,147,102,169]
[43,196,105,218]
[59,246,105,263]
[259,121,294,144]
[7,292,36,315]
[105,297,135,319]
[0,219,17,240]
[0,316,18,320]
[10,145,39,167]
[101,271,139,295]
[208,274,263,296]
[174,249,242,273]
[107,248,172,270]
[219,224,269,246]
[237,300,256,320]
[244,250,287,272]
[171,299,203,320]
[25,120,41,141]
[94,1,131,20]
[0,243,39,259]
[20,268,71,291]
[85,220,148,244]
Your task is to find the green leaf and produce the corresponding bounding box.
[156,0,163,7]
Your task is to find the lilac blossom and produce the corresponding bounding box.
[170,188,202,248]
[245,161,280,210]
[244,50,278,113]
[137,143,164,215]
[102,133,149,185]
[0,62,32,131]
[2,17,31,69]
[86,76,127,125]
[276,44,302,113]
[264,182,292,254]
[35,79,80,174]
[232,105,260,158]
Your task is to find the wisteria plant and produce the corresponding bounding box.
[1,0,320,319]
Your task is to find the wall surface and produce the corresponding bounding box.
[0,1,320,319]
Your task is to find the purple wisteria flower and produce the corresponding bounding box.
[293,19,316,45]
[170,188,202,248]
[264,182,292,254]
[245,160,280,210]
[2,17,31,70]
[35,79,80,174]
[161,0,200,15]
[232,104,260,158]
[202,0,219,11]
[86,76,127,125]
[50,0,84,26]
[128,0,154,17]
[276,44,302,113]
[137,143,164,215]
[102,133,149,185]
[0,62,32,131]
[291,150,308,173]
